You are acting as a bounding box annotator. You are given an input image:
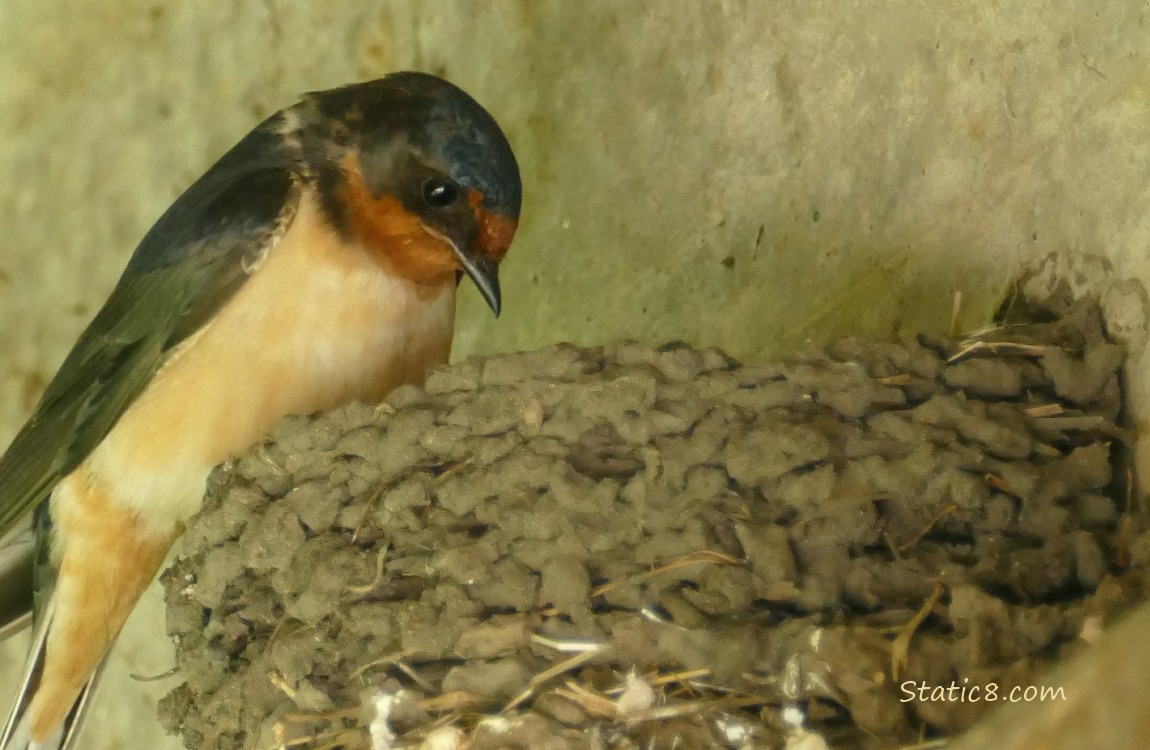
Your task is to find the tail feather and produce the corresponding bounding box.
[0,612,31,645]
[0,595,106,750]
[0,517,34,642]
[3,481,176,749]
[0,603,44,749]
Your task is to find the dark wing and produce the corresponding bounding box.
[0,121,303,538]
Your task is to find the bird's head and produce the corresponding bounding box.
[294,72,522,315]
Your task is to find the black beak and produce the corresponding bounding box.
[453,247,501,316]
[421,219,503,316]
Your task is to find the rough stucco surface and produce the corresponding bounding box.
[0,2,1148,749]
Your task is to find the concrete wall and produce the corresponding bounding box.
[0,2,1148,748]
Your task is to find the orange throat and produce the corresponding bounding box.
[337,153,460,289]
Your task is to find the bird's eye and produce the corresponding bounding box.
[422,177,459,208]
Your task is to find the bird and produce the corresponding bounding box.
[0,70,522,749]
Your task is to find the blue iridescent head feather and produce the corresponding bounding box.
[304,71,522,223]
[121,71,521,301]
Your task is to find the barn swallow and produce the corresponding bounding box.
[0,71,522,749]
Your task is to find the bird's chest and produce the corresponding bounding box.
[77,230,457,533]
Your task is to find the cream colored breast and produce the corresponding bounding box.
[82,189,456,533]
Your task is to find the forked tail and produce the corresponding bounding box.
[0,596,106,750]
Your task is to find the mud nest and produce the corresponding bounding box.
[159,291,1150,750]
